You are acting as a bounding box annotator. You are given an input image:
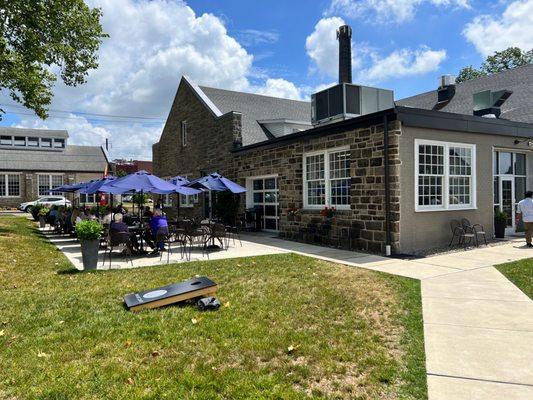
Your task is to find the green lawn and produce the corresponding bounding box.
[0,216,427,399]
[496,258,533,300]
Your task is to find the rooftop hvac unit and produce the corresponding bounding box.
[311,83,394,125]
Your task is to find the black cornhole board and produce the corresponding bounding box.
[124,276,217,312]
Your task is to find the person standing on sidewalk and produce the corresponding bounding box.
[516,191,533,247]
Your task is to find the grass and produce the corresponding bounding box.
[496,258,533,299]
[0,216,427,399]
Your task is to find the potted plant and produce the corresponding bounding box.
[75,220,103,270]
[494,210,507,239]
[31,204,43,221]
[287,207,300,221]
[38,207,49,228]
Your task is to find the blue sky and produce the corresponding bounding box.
[1,0,531,159]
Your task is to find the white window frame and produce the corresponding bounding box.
[79,193,97,204]
[181,121,187,147]
[37,173,64,196]
[0,173,21,197]
[303,146,351,210]
[415,139,476,212]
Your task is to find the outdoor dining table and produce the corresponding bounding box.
[128,224,150,254]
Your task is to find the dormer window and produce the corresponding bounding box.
[41,138,52,148]
[54,138,65,148]
[0,136,12,146]
[181,121,187,147]
[14,136,25,146]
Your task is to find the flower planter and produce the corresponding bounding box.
[494,219,506,239]
[80,239,100,270]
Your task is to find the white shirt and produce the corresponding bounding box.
[518,198,533,223]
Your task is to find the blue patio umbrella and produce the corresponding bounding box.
[98,170,177,194]
[78,176,117,195]
[157,176,202,196]
[186,172,246,193]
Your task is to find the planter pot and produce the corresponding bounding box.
[39,217,46,228]
[80,239,100,270]
[494,219,506,239]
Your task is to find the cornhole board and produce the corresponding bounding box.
[124,276,217,312]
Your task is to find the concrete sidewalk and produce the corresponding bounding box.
[241,234,533,400]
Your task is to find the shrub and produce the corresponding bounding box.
[38,207,50,217]
[75,220,103,241]
[495,210,508,221]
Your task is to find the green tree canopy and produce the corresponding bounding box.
[0,0,107,118]
[456,47,533,83]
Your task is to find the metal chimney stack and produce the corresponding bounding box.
[337,25,352,84]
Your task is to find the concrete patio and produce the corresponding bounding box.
[43,228,533,399]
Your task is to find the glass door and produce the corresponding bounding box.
[251,177,279,232]
[499,177,515,234]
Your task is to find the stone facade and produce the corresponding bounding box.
[153,80,401,253]
[0,171,104,209]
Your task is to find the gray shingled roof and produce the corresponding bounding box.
[0,126,68,138]
[199,86,311,146]
[397,64,533,123]
[0,145,108,172]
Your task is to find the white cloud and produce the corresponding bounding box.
[305,17,348,78]
[360,46,446,81]
[254,78,304,100]
[463,0,533,56]
[236,29,279,46]
[326,0,470,23]
[11,0,306,159]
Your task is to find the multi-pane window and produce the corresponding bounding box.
[181,121,188,147]
[13,136,25,146]
[41,138,52,148]
[303,148,351,209]
[27,137,39,147]
[415,140,475,211]
[38,174,63,196]
[0,174,20,197]
[0,136,12,146]
[178,175,197,207]
[54,138,65,148]
[79,193,96,203]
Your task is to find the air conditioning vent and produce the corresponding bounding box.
[311,83,393,125]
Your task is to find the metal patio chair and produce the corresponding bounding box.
[102,230,133,268]
[461,218,487,246]
[449,219,475,248]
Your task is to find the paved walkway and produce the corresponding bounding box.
[243,234,533,400]
[44,228,533,399]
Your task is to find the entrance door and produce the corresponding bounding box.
[250,177,279,232]
[499,177,515,235]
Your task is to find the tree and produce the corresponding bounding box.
[0,0,107,119]
[456,47,533,83]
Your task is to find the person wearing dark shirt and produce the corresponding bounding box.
[110,214,139,253]
[143,206,153,218]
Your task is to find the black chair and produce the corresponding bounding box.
[102,230,133,268]
[155,227,172,264]
[182,220,209,260]
[449,219,475,248]
[461,218,487,246]
[209,223,228,250]
[226,219,243,247]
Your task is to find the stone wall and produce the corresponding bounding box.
[227,120,401,253]
[154,81,402,253]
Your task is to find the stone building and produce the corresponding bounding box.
[0,127,110,208]
[153,26,533,255]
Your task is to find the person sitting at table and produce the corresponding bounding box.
[101,207,112,225]
[49,206,60,225]
[110,213,139,254]
[115,203,127,215]
[143,206,153,218]
[145,209,168,255]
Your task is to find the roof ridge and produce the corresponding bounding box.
[199,85,310,104]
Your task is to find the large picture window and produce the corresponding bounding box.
[303,147,351,209]
[415,140,476,211]
[0,173,21,197]
[38,174,64,196]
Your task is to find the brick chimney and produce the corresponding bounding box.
[337,25,352,84]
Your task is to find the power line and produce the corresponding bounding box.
[1,109,165,125]
[1,102,166,121]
